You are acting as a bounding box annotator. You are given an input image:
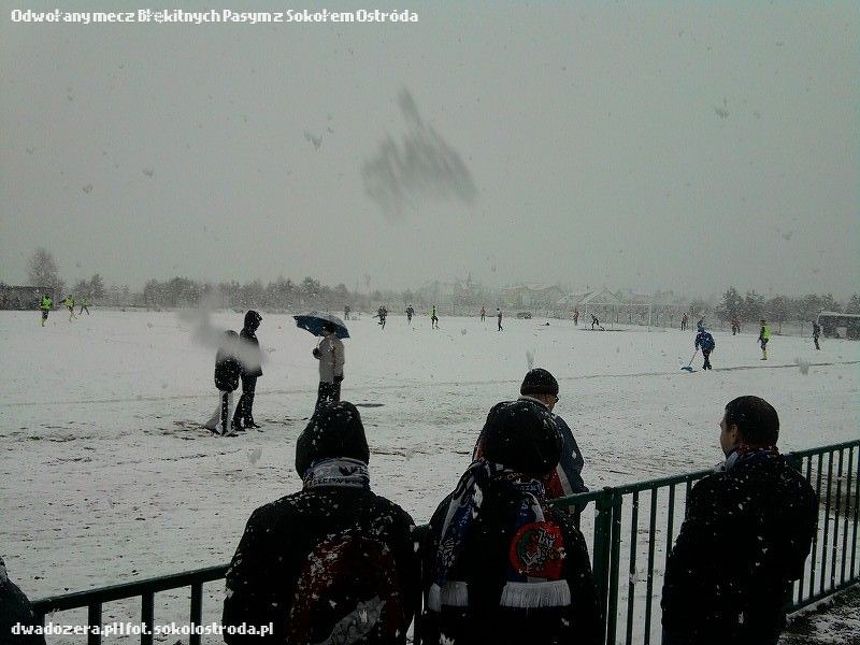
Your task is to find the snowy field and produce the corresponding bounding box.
[1,308,858,640]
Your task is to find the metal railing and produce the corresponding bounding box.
[31,440,859,644]
[32,566,227,645]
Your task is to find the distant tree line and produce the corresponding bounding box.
[16,248,860,317]
[714,287,860,323]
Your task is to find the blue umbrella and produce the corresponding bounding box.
[293,312,350,339]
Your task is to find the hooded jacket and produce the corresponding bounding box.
[472,398,588,501]
[421,476,600,645]
[223,404,418,644]
[695,329,715,352]
[424,401,600,645]
[223,486,418,645]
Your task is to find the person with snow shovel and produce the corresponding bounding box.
[695,323,716,370]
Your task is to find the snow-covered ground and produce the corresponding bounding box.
[1,309,858,640]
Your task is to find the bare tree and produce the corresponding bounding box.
[89,273,106,300]
[27,248,64,296]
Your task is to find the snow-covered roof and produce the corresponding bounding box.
[578,287,624,306]
[502,284,564,294]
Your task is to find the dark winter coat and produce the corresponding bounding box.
[0,557,46,645]
[420,479,601,645]
[214,347,242,392]
[222,487,419,645]
[695,330,715,352]
[661,452,817,645]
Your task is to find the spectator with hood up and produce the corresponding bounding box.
[422,399,600,645]
[223,402,418,644]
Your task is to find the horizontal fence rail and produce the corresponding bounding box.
[31,440,860,644]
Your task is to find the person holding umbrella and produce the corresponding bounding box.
[313,322,345,414]
[294,312,349,416]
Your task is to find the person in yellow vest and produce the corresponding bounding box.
[39,294,53,327]
[62,296,76,321]
[758,319,771,360]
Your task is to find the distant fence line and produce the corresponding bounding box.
[31,439,859,645]
[4,302,831,340]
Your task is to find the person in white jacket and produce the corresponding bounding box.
[312,323,345,414]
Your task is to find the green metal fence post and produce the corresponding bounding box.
[592,488,614,644]
[190,582,203,645]
[606,492,624,645]
[87,603,102,645]
[141,592,154,645]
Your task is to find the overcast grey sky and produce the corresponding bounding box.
[1,2,857,297]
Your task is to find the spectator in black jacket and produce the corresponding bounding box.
[1,557,45,645]
[233,310,263,430]
[661,396,818,645]
[222,402,419,644]
[472,369,588,517]
[422,399,600,645]
[204,330,242,436]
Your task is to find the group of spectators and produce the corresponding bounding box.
[206,312,347,436]
[0,373,821,645]
[219,368,817,645]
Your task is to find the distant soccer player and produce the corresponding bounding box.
[375,306,388,329]
[480,305,486,322]
[62,295,76,321]
[406,305,415,324]
[431,305,439,329]
[812,320,821,350]
[39,293,52,327]
[496,307,503,331]
[758,319,771,360]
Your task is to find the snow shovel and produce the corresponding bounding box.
[681,350,698,372]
